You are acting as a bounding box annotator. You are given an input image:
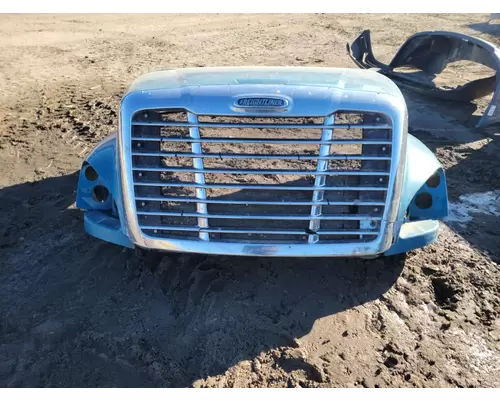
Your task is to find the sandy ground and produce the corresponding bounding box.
[0,14,499,388]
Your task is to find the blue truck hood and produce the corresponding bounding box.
[125,66,402,98]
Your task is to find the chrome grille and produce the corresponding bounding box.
[130,110,392,244]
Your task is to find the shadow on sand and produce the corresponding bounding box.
[0,171,406,387]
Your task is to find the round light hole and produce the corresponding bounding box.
[415,192,432,209]
[92,185,109,203]
[426,172,441,188]
[85,166,99,181]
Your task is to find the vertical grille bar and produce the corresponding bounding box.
[307,114,335,244]
[133,109,391,244]
[358,113,389,239]
[187,112,209,240]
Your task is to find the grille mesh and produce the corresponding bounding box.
[130,109,392,244]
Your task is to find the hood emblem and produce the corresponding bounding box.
[234,97,289,109]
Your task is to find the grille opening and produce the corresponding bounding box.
[159,111,187,122]
[139,214,198,228]
[210,218,311,230]
[160,126,190,137]
[134,172,389,189]
[209,203,313,216]
[130,109,393,244]
[131,142,391,171]
[132,126,190,139]
[133,110,187,122]
[159,141,193,154]
[200,127,323,140]
[197,115,325,124]
[134,187,387,203]
[136,200,197,213]
[143,229,200,239]
[160,216,198,226]
[210,232,309,243]
[335,111,390,125]
[185,157,321,171]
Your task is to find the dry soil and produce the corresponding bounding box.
[0,14,499,387]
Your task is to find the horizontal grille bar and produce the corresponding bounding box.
[135,196,386,206]
[132,151,392,161]
[140,225,379,236]
[131,137,392,145]
[130,109,393,245]
[137,210,382,221]
[134,181,388,191]
[133,166,390,176]
[132,121,391,130]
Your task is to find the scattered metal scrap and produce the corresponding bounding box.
[347,30,500,128]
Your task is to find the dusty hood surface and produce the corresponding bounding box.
[126,66,402,97]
